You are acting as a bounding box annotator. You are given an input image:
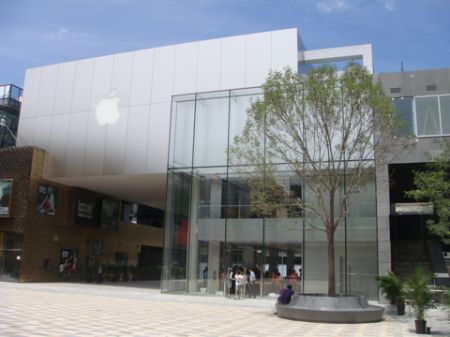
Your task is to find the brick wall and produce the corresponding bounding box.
[1,147,164,282]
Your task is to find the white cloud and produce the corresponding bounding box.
[58,28,70,35]
[316,0,351,13]
[383,0,395,11]
[44,27,70,40]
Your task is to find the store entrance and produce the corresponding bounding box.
[225,244,264,297]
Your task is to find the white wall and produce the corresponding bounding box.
[18,28,299,178]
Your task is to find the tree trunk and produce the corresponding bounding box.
[327,231,336,296]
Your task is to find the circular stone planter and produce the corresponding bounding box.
[276,294,384,323]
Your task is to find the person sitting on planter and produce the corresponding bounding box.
[277,285,294,304]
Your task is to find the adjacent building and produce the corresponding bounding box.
[0,84,22,148]
[378,69,450,285]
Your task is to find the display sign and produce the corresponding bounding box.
[74,192,100,226]
[393,202,433,215]
[101,199,119,230]
[36,184,57,216]
[0,179,13,217]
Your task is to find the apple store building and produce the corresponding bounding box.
[15,28,384,298]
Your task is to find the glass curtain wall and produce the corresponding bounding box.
[164,88,378,298]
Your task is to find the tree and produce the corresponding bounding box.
[229,64,396,296]
[405,143,450,244]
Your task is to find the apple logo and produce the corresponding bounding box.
[95,89,120,125]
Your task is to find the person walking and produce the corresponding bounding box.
[248,268,257,298]
[234,270,243,299]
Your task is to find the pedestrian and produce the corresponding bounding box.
[96,263,103,283]
[240,269,248,298]
[202,266,208,286]
[234,270,243,299]
[229,267,236,296]
[272,269,281,293]
[248,268,257,298]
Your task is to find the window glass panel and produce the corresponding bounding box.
[3,85,10,98]
[392,97,414,136]
[416,97,440,136]
[346,167,378,299]
[440,96,450,134]
[193,95,229,167]
[169,95,195,168]
[263,165,303,296]
[187,167,226,294]
[162,169,192,292]
[229,89,262,166]
[225,166,264,297]
[10,86,20,100]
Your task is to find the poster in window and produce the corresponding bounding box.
[74,194,99,226]
[0,179,13,217]
[101,199,119,230]
[36,184,57,216]
[59,249,78,275]
[91,240,103,256]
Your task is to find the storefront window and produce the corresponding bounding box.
[164,88,378,299]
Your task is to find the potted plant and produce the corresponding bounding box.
[377,271,406,315]
[407,267,435,334]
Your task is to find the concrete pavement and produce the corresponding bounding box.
[0,282,448,337]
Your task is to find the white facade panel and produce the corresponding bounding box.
[71,59,95,113]
[83,110,107,176]
[20,67,41,118]
[197,39,222,92]
[54,62,76,114]
[16,118,35,146]
[89,56,114,111]
[147,102,171,173]
[220,36,246,90]
[111,52,133,108]
[32,116,53,150]
[36,65,58,117]
[125,105,151,174]
[103,107,128,175]
[65,111,89,177]
[151,46,176,103]
[19,28,301,180]
[129,49,154,106]
[48,114,70,176]
[271,29,298,71]
[245,32,272,87]
[173,42,199,95]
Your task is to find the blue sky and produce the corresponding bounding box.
[1,0,449,87]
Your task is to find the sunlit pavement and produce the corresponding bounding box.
[0,282,449,337]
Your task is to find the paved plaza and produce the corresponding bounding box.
[0,282,449,337]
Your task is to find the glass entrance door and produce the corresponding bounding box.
[225,244,264,297]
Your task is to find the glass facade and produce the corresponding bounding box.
[163,87,378,299]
